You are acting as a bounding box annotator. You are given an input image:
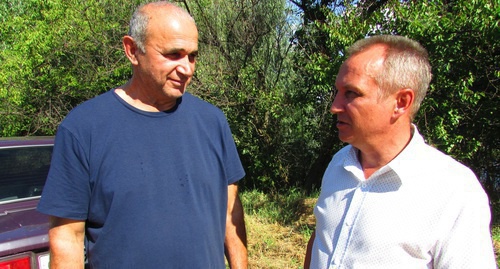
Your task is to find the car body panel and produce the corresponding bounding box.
[0,137,54,265]
[0,198,50,257]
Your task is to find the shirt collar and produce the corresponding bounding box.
[343,124,425,184]
[387,124,426,182]
[344,146,365,181]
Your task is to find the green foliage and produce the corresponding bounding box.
[0,0,497,211]
[292,0,499,205]
[188,0,307,190]
[392,0,499,203]
[493,225,500,265]
[241,188,316,226]
[290,1,388,190]
[0,0,138,136]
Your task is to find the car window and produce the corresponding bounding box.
[0,146,52,202]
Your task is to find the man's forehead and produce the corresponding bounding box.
[141,3,196,31]
[344,45,386,75]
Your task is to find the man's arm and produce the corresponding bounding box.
[48,216,86,269]
[433,189,497,268]
[224,183,248,269]
[304,230,315,269]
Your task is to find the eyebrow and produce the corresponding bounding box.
[163,47,198,55]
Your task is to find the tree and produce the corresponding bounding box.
[393,0,499,204]
[290,0,382,190]
[291,0,499,202]
[186,0,303,190]
[1,0,496,201]
[1,0,306,191]
[0,0,137,136]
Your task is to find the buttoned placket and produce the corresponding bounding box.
[328,174,373,269]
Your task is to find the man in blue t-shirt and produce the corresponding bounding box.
[38,1,247,268]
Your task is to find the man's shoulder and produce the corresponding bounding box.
[66,90,115,116]
[59,90,116,129]
[420,142,471,171]
[184,92,220,109]
[413,141,481,189]
[407,128,475,176]
[182,92,226,118]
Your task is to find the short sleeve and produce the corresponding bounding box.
[37,125,91,220]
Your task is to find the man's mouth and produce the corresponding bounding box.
[170,79,184,85]
[336,119,349,128]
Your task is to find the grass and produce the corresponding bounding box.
[240,189,316,268]
[493,226,500,265]
[492,200,500,266]
[239,189,500,268]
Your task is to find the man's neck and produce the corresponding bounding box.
[115,80,179,112]
[358,125,413,179]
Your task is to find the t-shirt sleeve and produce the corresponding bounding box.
[221,118,245,185]
[37,125,91,220]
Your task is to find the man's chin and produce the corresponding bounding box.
[337,133,353,144]
[163,87,186,97]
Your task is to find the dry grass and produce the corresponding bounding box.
[240,190,500,268]
[244,195,316,268]
[246,216,306,268]
[495,240,500,261]
[493,226,500,265]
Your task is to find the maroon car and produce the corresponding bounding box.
[0,137,53,268]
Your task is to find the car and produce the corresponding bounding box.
[0,136,54,269]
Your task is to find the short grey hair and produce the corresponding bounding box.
[347,35,432,118]
[128,1,195,53]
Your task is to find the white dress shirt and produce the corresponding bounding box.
[310,127,496,268]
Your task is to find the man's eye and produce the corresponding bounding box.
[188,53,198,62]
[346,91,358,98]
[165,53,181,59]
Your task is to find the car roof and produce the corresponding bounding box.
[0,137,54,147]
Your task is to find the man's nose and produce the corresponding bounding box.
[177,56,195,76]
[330,94,343,114]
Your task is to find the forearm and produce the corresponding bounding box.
[304,230,315,269]
[225,184,248,269]
[224,228,248,269]
[48,217,85,269]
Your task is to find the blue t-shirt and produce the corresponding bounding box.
[38,90,245,268]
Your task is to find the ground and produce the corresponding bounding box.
[242,195,500,268]
[245,197,316,269]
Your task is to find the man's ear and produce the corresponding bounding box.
[393,88,415,118]
[123,35,139,65]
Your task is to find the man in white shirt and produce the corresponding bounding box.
[304,35,496,268]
